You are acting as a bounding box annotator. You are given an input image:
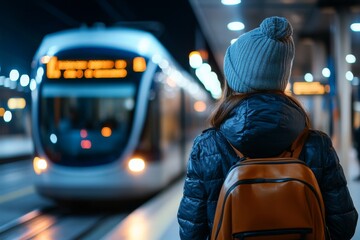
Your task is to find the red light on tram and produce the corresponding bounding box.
[80,129,88,138]
[81,140,92,149]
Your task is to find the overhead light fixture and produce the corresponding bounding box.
[346,54,356,63]
[304,73,313,82]
[227,21,245,31]
[322,68,331,78]
[346,71,354,81]
[350,23,360,32]
[9,69,19,81]
[189,51,203,69]
[221,0,241,5]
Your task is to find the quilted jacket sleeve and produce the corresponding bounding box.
[177,136,209,240]
[318,132,358,240]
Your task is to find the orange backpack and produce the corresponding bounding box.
[211,128,329,240]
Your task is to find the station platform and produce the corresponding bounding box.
[1,137,360,239]
[104,177,183,240]
[0,135,33,162]
[103,176,360,240]
[105,148,360,240]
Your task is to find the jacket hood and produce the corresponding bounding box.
[220,93,306,158]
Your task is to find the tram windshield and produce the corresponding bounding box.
[39,83,136,166]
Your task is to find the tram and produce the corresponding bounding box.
[30,25,213,201]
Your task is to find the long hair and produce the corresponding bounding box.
[209,81,311,129]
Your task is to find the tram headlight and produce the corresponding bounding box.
[127,157,146,173]
[33,157,48,174]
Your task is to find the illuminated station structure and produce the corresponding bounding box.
[0,69,31,139]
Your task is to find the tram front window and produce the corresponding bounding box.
[39,84,135,166]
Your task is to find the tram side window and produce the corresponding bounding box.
[137,84,161,161]
[160,78,181,150]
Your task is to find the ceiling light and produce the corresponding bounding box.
[322,68,331,78]
[20,74,30,87]
[346,71,354,81]
[304,73,313,82]
[227,21,245,31]
[350,23,360,32]
[221,0,241,5]
[189,51,203,69]
[9,69,19,81]
[346,54,356,63]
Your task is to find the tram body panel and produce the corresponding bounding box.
[33,156,181,200]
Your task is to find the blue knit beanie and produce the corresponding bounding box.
[224,16,295,93]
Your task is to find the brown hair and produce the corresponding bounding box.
[209,81,311,129]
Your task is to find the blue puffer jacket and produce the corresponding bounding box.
[177,93,358,240]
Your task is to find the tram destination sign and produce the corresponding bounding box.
[43,56,146,79]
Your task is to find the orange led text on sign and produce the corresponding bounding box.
[45,56,146,79]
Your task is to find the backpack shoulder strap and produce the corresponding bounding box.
[216,129,246,160]
[279,127,310,158]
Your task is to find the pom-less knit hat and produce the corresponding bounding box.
[224,16,295,93]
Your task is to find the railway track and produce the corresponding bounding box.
[0,206,127,240]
